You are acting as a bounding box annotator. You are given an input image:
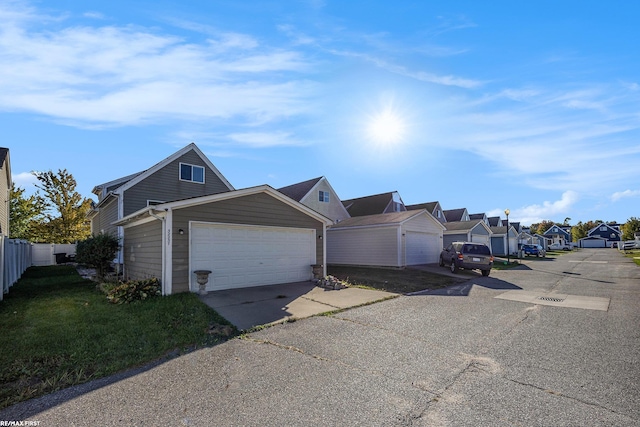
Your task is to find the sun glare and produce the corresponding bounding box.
[367,109,406,145]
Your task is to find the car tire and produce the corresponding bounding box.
[450,260,458,273]
[439,256,445,267]
[481,269,490,277]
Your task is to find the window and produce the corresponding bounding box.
[437,210,441,218]
[600,226,607,232]
[319,190,330,203]
[180,163,205,183]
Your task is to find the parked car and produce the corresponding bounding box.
[549,242,571,251]
[521,244,546,258]
[439,242,493,276]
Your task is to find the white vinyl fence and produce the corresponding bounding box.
[0,237,32,301]
[31,243,77,266]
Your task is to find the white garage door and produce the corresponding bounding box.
[471,234,490,246]
[406,232,440,265]
[582,239,606,248]
[191,223,316,291]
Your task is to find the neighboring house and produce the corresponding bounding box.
[443,208,470,222]
[277,176,350,223]
[469,213,490,227]
[543,224,572,246]
[114,185,331,295]
[501,220,522,233]
[532,234,548,250]
[326,210,445,267]
[406,201,446,223]
[490,226,519,256]
[518,231,533,246]
[342,191,407,217]
[580,223,621,248]
[88,143,234,260]
[487,216,501,227]
[443,220,493,248]
[0,148,10,236]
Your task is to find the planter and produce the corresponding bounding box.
[311,264,323,280]
[194,270,212,295]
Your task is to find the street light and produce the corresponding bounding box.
[505,209,510,265]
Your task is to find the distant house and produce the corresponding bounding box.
[443,220,492,248]
[327,210,445,267]
[580,223,621,248]
[543,224,572,247]
[490,226,519,256]
[469,213,490,227]
[278,176,350,223]
[443,208,470,222]
[0,148,10,236]
[406,201,446,223]
[342,191,406,217]
[487,216,501,227]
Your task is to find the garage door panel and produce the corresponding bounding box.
[191,223,315,291]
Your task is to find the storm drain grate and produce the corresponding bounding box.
[537,296,565,303]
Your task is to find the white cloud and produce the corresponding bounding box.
[12,171,38,188]
[0,2,315,127]
[611,189,640,202]
[507,191,580,225]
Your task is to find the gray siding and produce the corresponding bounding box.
[91,198,119,237]
[327,227,400,267]
[443,233,467,248]
[0,156,9,236]
[170,192,324,293]
[123,220,163,281]
[123,150,231,216]
[491,236,506,256]
[300,180,349,222]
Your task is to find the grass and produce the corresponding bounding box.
[623,249,640,266]
[0,265,237,410]
[327,265,465,294]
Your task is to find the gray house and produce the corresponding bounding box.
[278,176,350,223]
[443,208,470,222]
[89,143,234,245]
[115,185,331,295]
[490,226,519,256]
[443,220,492,248]
[406,201,446,224]
[580,223,621,248]
[342,191,406,217]
[0,148,10,236]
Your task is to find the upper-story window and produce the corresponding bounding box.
[319,190,330,203]
[180,163,205,183]
[600,226,607,232]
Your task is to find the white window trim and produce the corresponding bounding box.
[179,162,206,184]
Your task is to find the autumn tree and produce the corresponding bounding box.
[622,217,640,241]
[32,169,93,243]
[9,184,47,241]
[530,220,556,235]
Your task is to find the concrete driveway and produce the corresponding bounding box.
[199,281,396,330]
[2,249,639,426]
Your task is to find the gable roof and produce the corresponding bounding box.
[0,148,8,166]
[543,224,571,237]
[329,209,445,230]
[488,216,501,227]
[587,223,621,236]
[277,177,323,202]
[342,191,404,217]
[406,202,438,212]
[469,213,486,221]
[115,184,332,227]
[444,219,492,234]
[443,208,467,222]
[92,143,234,197]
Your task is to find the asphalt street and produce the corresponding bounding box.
[2,248,639,426]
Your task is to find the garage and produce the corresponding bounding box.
[443,220,493,249]
[327,210,445,267]
[191,222,316,291]
[580,237,607,248]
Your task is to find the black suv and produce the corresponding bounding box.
[439,242,493,276]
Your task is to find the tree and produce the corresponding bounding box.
[530,220,556,235]
[622,217,640,241]
[33,169,93,243]
[9,184,47,241]
[75,233,120,281]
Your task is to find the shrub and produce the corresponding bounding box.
[106,278,161,304]
[75,233,120,281]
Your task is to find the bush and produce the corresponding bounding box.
[75,233,120,281]
[106,278,161,304]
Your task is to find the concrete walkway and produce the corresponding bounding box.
[199,281,396,330]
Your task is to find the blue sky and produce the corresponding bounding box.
[4,0,639,226]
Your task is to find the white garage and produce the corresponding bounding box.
[327,210,445,267]
[580,236,607,248]
[443,220,493,249]
[191,222,316,291]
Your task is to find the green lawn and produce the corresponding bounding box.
[0,265,237,410]
[623,249,640,266]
